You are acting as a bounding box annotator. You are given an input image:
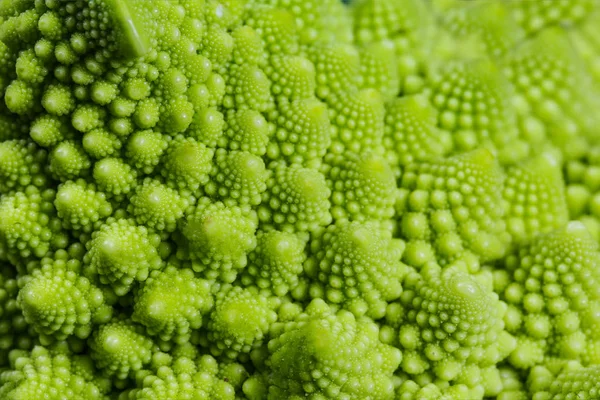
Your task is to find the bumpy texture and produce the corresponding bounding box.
[18,254,112,342]
[119,351,237,399]
[241,229,307,296]
[306,221,405,318]
[0,346,109,400]
[206,285,277,358]
[397,149,510,270]
[89,319,155,380]
[386,262,514,398]
[1,0,600,399]
[132,266,213,344]
[322,151,398,223]
[503,153,569,243]
[497,222,600,369]
[266,299,401,399]
[84,219,163,296]
[180,197,258,282]
[526,362,600,400]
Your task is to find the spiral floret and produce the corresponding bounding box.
[207,285,277,358]
[306,221,405,319]
[397,149,510,270]
[84,219,163,296]
[181,197,258,283]
[497,222,600,368]
[18,254,112,342]
[89,320,154,380]
[128,179,189,232]
[259,162,331,232]
[241,230,307,297]
[267,299,401,399]
[0,346,109,400]
[54,180,112,232]
[132,266,213,344]
[323,151,397,223]
[389,263,513,397]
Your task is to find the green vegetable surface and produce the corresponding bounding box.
[1,0,600,399]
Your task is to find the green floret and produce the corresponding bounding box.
[93,157,137,200]
[0,5,39,46]
[388,262,514,398]
[119,352,235,400]
[18,252,112,342]
[180,197,258,282]
[565,146,600,229]
[224,63,273,112]
[266,299,401,399]
[503,153,569,243]
[132,266,213,344]
[54,180,113,232]
[244,5,299,56]
[259,162,332,232]
[502,27,599,161]
[397,149,510,270]
[266,55,316,100]
[327,88,386,155]
[322,151,397,224]
[243,373,269,400]
[306,42,360,100]
[84,219,163,296]
[82,128,122,159]
[260,0,353,46]
[305,221,405,319]
[41,84,74,116]
[494,365,529,400]
[200,25,234,68]
[0,346,109,400]
[351,0,424,46]
[351,0,431,96]
[395,377,488,400]
[0,186,67,260]
[231,25,266,66]
[161,136,214,191]
[496,222,600,368]
[359,41,400,101]
[507,0,594,35]
[4,79,35,115]
[187,106,225,148]
[0,139,47,194]
[527,362,600,400]
[206,149,268,206]
[29,115,69,148]
[383,95,450,174]
[128,178,190,232]
[222,108,272,156]
[125,130,169,175]
[89,319,154,380]
[206,285,277,359]
[72,105,106,134]
[267,98,331,166]
[426,59,525,164]
[33,0,152,60]
[217,359,249,395]
[241,230,307,297]
[436,1,524,59]
[48,140,91,182]
[159,96,195,135]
